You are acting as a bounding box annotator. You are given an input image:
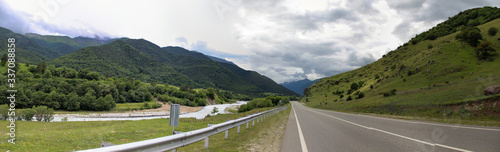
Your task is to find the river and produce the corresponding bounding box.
[51,101,247,122]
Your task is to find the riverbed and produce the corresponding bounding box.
[52,101,247,122]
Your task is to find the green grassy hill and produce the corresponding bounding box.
[50,38,297,96]
[163,46,299,96]
[0,27,59,64]
[302,7,500,122]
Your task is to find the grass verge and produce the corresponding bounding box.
[177,105,291,152]
[0,106,289,151]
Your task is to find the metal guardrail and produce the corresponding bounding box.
[77,105,289,152]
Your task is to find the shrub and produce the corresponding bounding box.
[350,83,359,91]
[475,40,496,61]
[407,70,414,76]
[142,103,150,109]
[390,89,397,95]
[488,27,498,36]
[238,98,273,112]
[427,44,433,49]
[383,93,391,97]
[0,105,9,120]
[357,92,365,99]
[33,106,55,122]
[346,96,352,101]
[358,81,365,87]
[211,107,219,114]
[21,109,37,121]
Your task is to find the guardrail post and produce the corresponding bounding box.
[205,137,209,149]
[261,116,263,122]
[225,130,229,139]
[171,149,176,152]
[253,119,255,126]
[257,117,259,123]
[246,122,249,129]
[237,125,240,133]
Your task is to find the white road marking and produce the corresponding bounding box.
[298,104,473,152]
[293,104,309,152]
[297,102,500,132]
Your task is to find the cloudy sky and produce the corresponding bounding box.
[1,0,499,83]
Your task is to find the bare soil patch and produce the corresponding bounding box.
[142,97,202,113]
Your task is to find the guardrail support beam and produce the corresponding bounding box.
[225,130,229,139]
[76,105,290,152]
[205,137,209,149]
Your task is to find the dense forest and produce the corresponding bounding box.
[49,39,297,96]
[0,62,241,111]
[408,6,500,45]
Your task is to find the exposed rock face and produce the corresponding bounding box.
[484,85,500,95]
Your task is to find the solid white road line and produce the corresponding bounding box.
[293,104,308,152]
[296,102,500,132]
[299,105,473,152]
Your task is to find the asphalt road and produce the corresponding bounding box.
[281,102,500,152]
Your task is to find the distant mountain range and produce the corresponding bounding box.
[280,79,320,96]
[0,27,297,96]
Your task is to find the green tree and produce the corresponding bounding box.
[357,92,365,99]
[43,70,52,78]
[45,91,61,109]
[488,27,498,36]
[77,68,90,79]
[350,83,359,91]
[206,87,215,99]
[1,54,7,66]
[456,27,483,47]
[36,61,47,74]
[475,40,496,60]
[104,94,116,110]
[81,90,96,110]
[65,93,81,111]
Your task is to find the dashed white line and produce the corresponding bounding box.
[300,105,473,152]
[293,104,308,152]
[297,102,500,132]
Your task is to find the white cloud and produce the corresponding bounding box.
[1,0,499,84]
